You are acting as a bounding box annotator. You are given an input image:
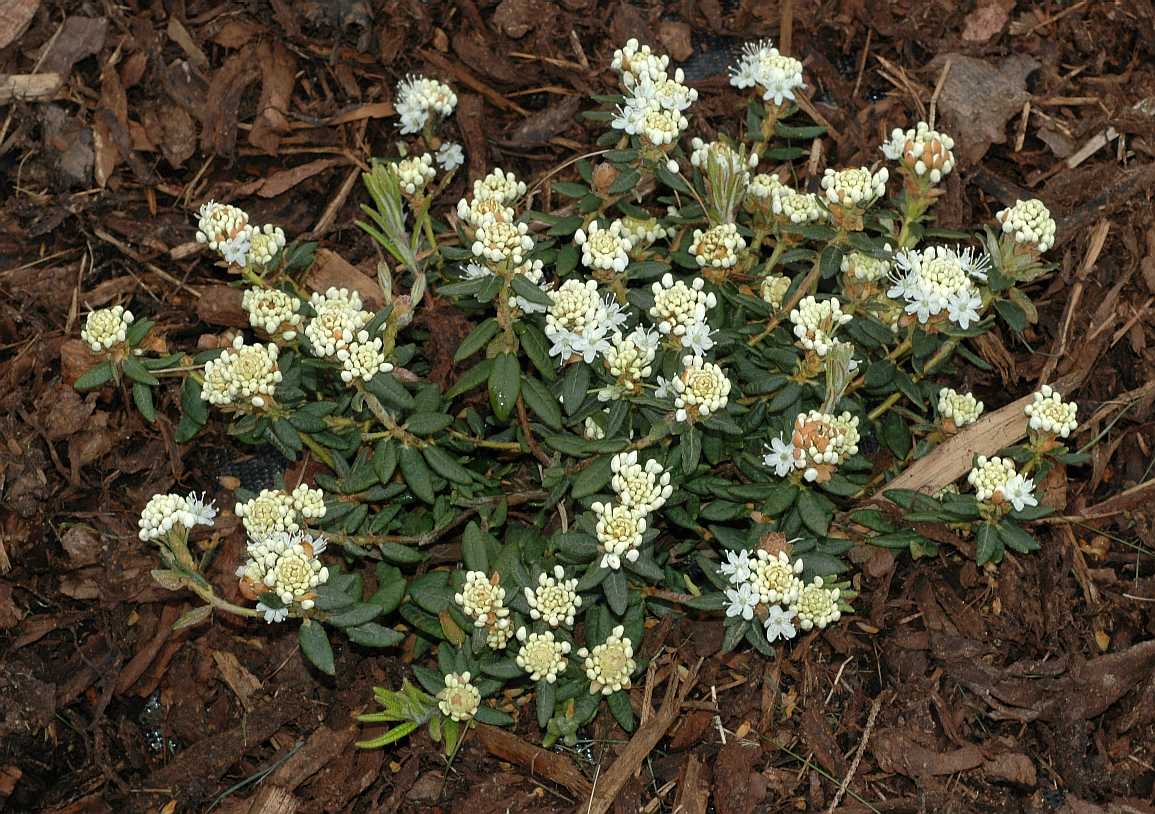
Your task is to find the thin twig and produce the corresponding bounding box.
[825,692,885,814]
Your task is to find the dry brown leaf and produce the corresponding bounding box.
[249,41,297,155]
[211,650,262,711]
[305,249,385,308]
[254,157,345,198]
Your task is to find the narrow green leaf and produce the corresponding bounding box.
[607,690,636,731]
[680,426,702,474]
[975,523,1003,565]
[603,569,628,615]
[327,603,383,627]
[372,440,398,484]
[398,445,436,503]
[422,444,473,485]
[446,359,494,399]
[796,489,832,536]
[462,522,490,572]
[132,382,156,423]
[73,361,115,390]
[511,274,554,307]
[521,375,562,429]
[560,363,589,416]
[299,621,336,676]
[121,356,160,386]
[571,455,613,499]
[488,352,520,422]
[454,319,500,363]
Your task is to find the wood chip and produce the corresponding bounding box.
[474,723,592,796]
[0,73,61,103]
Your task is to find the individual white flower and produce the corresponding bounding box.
[184,492,218,527]
[525,566,582,628]
[437,672,481,721]
[592,502,646,570]
[760,274,791,308]
[219,231,252,266]
[261,537,329,609]
[628,69,698,112]
[256,602,289,624]
[681,319,716,358]
[690,224,746,269]
[200,336,283,409]
[720,549,753,585]
[81,306,134,352]
[610,451,672,514]
[996,199,1056,253]
[938,388,984,427]
[653,375,675,400]
[472,168,526,205]
[578,625,635,695]
[395,75,457,135]
[841,252,890,283]
[750,550,804,605]
[575,220,633,273]
[729,39,805,106]
[612,98,687,146]
[243,288,302,340]
[304,287,372,358]
[649,274,717,340]
[456,195,515,228]
[888,246,988,330]
[772,187,825,224]
[611,39,669,86]
[196,201,249,250]
[763,435,796,478]
[821,166,888,208]
[472,220,534,266]
[789,410,861,482]
[515,628,571,683]
[790,296,852,357]
[436,141,465,172]
[246,224,286,268]
[881,122,956,184]
[545,279,612,363]
[763,605,798,642]
[600,330,656,400]
[236,489,298,537]
[966,455,1019,503]
[390,153,436,195]
[725,583,757,620]
[454,570,510,629]
[336,330,394,384]
[793,576,841,631]
[1001,473,1039,512]
[1025,384,1078,438]
[673,356,731,423]
[139,493,192,542]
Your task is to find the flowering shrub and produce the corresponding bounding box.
[74,40,1081,753]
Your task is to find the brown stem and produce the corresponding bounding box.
[516,394,553,466]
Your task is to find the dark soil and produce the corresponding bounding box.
[2,1,1155,812]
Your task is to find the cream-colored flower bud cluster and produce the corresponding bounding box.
[789,295,852,357]
[729,39,805,106]
[691,223,747,269]
[841,252,890,283]
[336,331,393,384]
[195,201,283,269]
[242,288,302,341]
[610,40,695,147]
[821,166,889,208]
[889,245,988,330]
[773,184,826,224]
[515,628,571,683]
[138,492,217,542]
[201,335,283,409]
[590,452,673,570]
[304,287,373,358]
[456,168,525,229]
[599,328,657,400]
[881,122,956,184]
[545,279,626,364]
[437,671,480,721]
[996,199,1056,253]
[937,387,984,427]
[390,153,436,195]
[578,624,636,695]
[524,565,582,628]
[1025,384,1077,438]
[649,273,717,351]
[621,216,668,248]
[235,485,326,539]
[472,220,534,266]
[575,220,633,273]
[81,306,134,352]
[967,455,1038,512]
[237,529,329,616]
[767,410,861,483]
[395,74,457,135]
[761,274,791,308]
[455,570,512,649]
[673,355,731,423]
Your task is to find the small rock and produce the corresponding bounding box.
[406,771,444,803]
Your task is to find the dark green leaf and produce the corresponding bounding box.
[121,356,160,386]
[372,440,398,484]
[796,489,832,536]
[73,361,115,390]
[560,363,589,416]
[975,523,1002,565]
[379,540,427,565]
[446,359,494,399]
[511,274,554,307]
[132,382,156,422]
[681,426,702,474]
[488,352,520,422]
[572,455,613,499]
[398,446,436,503]
[326,603,383,627]
[347,622,404,648]
[997,520,1040,554]
[422,445,473,485]
[607,690,636,731]
[455,319,500,363]
[462,522,490,572]
[603,569,628,615]
[299,621,335,675]
[521,375,562,429]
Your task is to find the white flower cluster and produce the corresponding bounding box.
[578,624,635,695]
[650,274,718,356]
[195,202,283,269]
[304,287,373,358]
[1025,384,1077,438]
[456,168,523,229]
[761,274,791,308]
[720,548,841,639]
[789,296,852,357]
[524,565,581,628]
[336,330,393,384]
[729,39,805,106]
[610,41,695,147]
[437,672,480,721]
[591,452,672,570]
[242,288,302,341]
[881,122,956,184]
[235,485,326,539]
[996,199,1056,254]
[575,220,633,272]
[888,245,989,329]
[773,184,825,224]
[967,455,1038,511]
[473,168,527,205]
[395,74,457,135]
[138,492,217,542]
[938,388,984,427]
[544,279,627,364]
[821,166,888,208]
[237,530,329,618]
[390,153,436,195]
[515,628,571,683]
[599,327,658,400]
[841,252,890,283]
[672,355,731,423]
[690,223,747,269]
[201,336,282,409]
[746,172,784,209]
[81,306,134,352]
[455,570,512,649]
[472,220,534,267]
[765,410,861,482]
